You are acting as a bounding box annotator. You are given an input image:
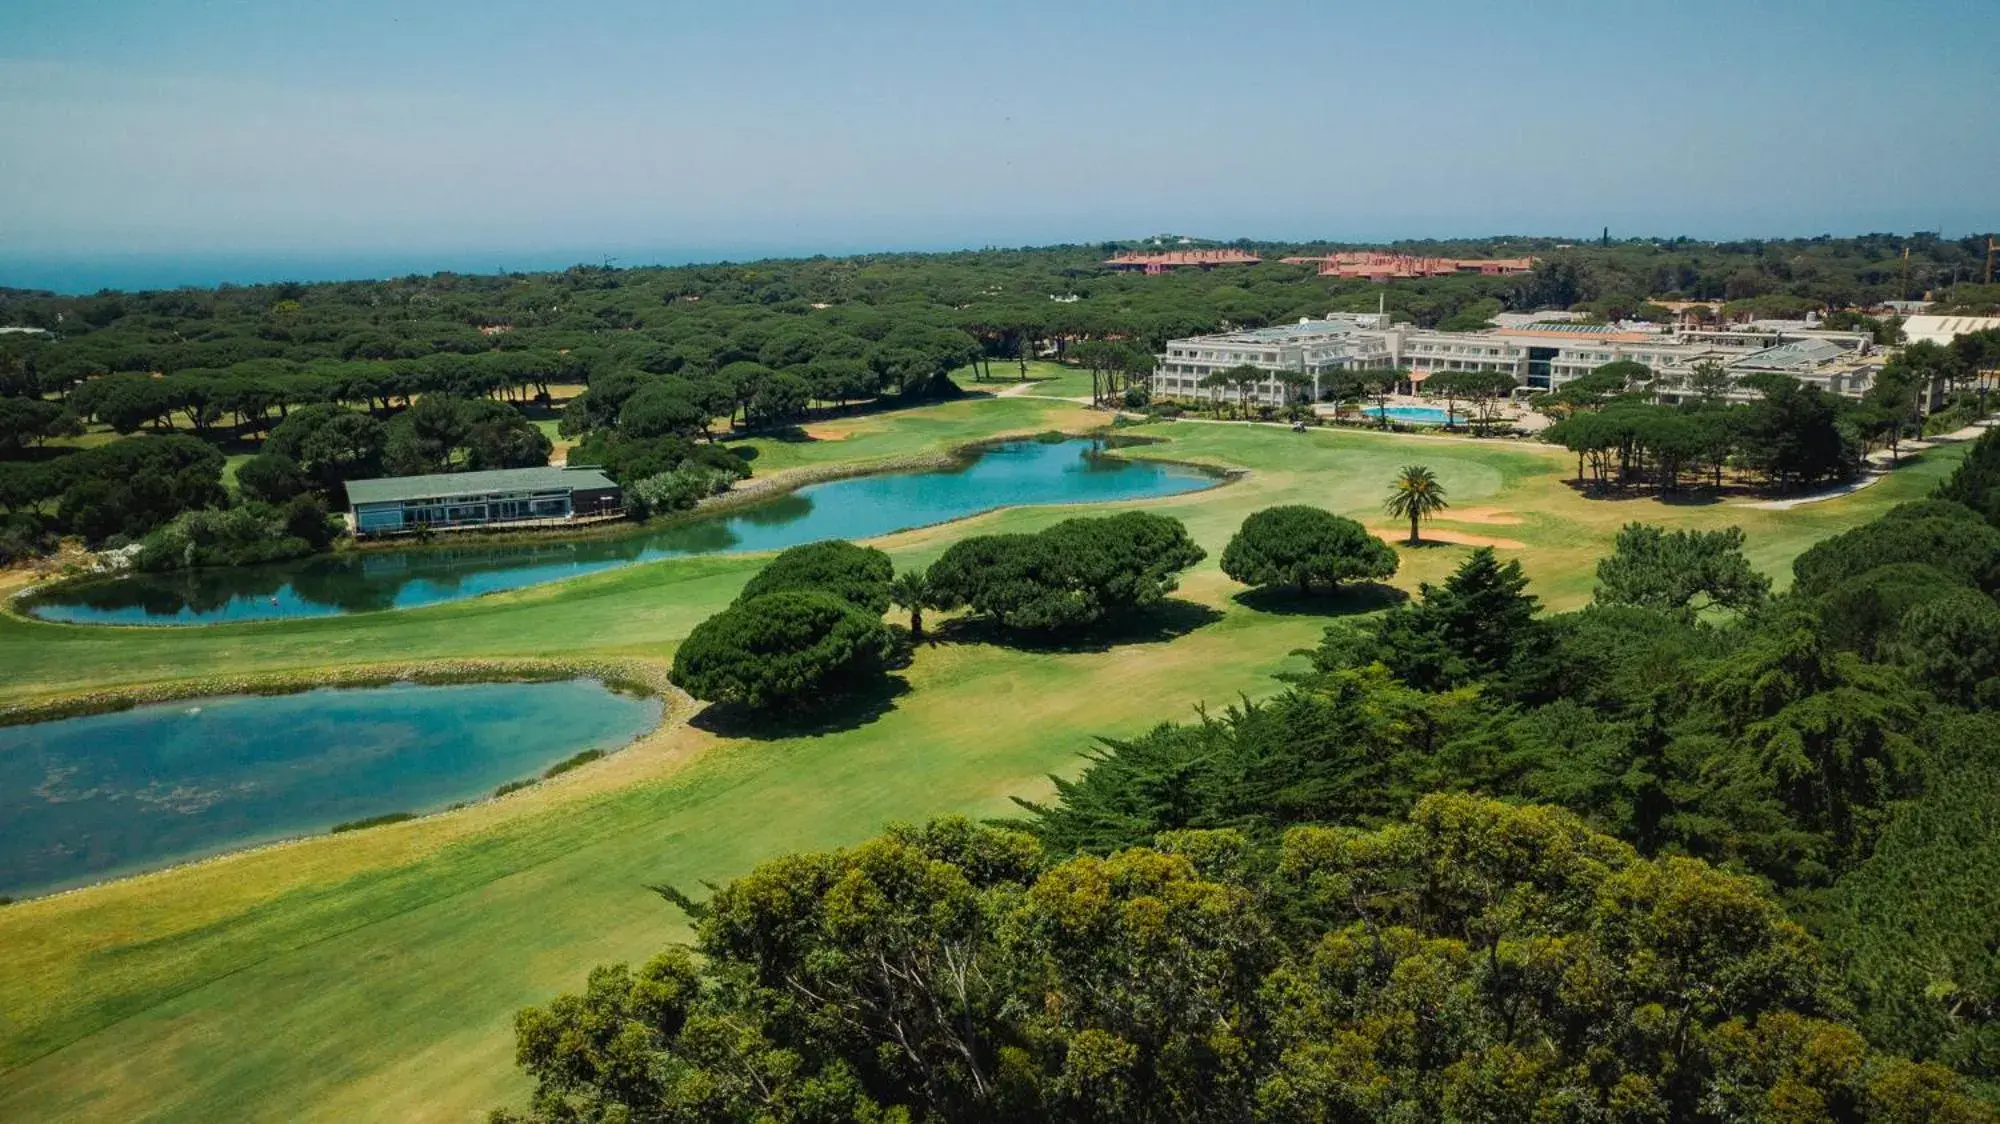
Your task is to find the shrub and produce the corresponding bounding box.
[1220,505,1396,594]
[627,464,734,517]
[0,513,54,565]
[671,591,897,713]
[928,512,1205,633]
[235,452,311,504]
[1592,523,1770,614]
[542,749,606,779]
[738,540,894,614]
[133,496,339,571]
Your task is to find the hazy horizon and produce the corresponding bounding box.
[4,0,1997,293]
[4,223,1996,297]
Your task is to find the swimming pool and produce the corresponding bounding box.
[1370,405,1464,425]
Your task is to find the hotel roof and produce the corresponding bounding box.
[346,466,617,507]
[1486,323,1665,344]
[1728,338,1847,372]
[1187,316,1386,345]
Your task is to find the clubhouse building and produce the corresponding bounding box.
[346,466,623,536]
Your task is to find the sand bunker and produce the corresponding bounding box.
[1371,527,1527,550]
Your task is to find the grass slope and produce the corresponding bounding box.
[0,399,1964,1123]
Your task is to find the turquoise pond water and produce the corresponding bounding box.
[0,679,663,898]
[23,438,1220,627]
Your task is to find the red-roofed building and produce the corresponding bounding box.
[1279,253,1534,281]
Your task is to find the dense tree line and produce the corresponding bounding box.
[504,436,2000,1117]
[1024,440,2000,1103]
[498,802,1991,1122]
[1544,371,1862,492]
[0,435,229,561]
[4,237,1994,566]
[1537,330,2000,497]
[6,236,1992,454]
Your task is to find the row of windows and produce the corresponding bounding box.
[1414,360,1514,374]
[396,497,570,525]
[1165,348,1282,363]
[1411,343,1509,357]
[372,488,571,508]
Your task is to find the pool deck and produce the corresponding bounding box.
[1312,395,1547,433]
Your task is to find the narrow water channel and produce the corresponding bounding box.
[23,438,1219,626]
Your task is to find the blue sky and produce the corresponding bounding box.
[2,0,1997,277]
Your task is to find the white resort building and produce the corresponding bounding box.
[1151,311,1886,409]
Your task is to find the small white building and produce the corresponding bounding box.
[346,466,623,536]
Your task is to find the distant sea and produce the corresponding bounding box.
[0,243,940,296]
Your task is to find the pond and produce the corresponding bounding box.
[0,678,663,899]
[22,438,1220,626]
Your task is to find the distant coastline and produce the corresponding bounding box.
[0,241,959,295]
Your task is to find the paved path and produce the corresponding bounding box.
[994,381,1091,404]
[1742,473,1888,510]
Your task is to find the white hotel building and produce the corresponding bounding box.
[1151,313,1882,408]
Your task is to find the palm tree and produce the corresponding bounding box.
[1384,464,1449,545]
[888,568,932,641]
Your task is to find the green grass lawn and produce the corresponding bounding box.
[221,452,252,491]
[0,399,1965,1123]
[961,359,1100,399]
[729,391,1098,476]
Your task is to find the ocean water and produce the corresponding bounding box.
[0,242,940,295]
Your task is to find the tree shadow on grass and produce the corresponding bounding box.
[1557,479,1742,505]
[690,674,912,740]
[1653,491,1725,507]
[1231,581,1408,618]
[742,424,817,444]
[931,597,1224,654]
